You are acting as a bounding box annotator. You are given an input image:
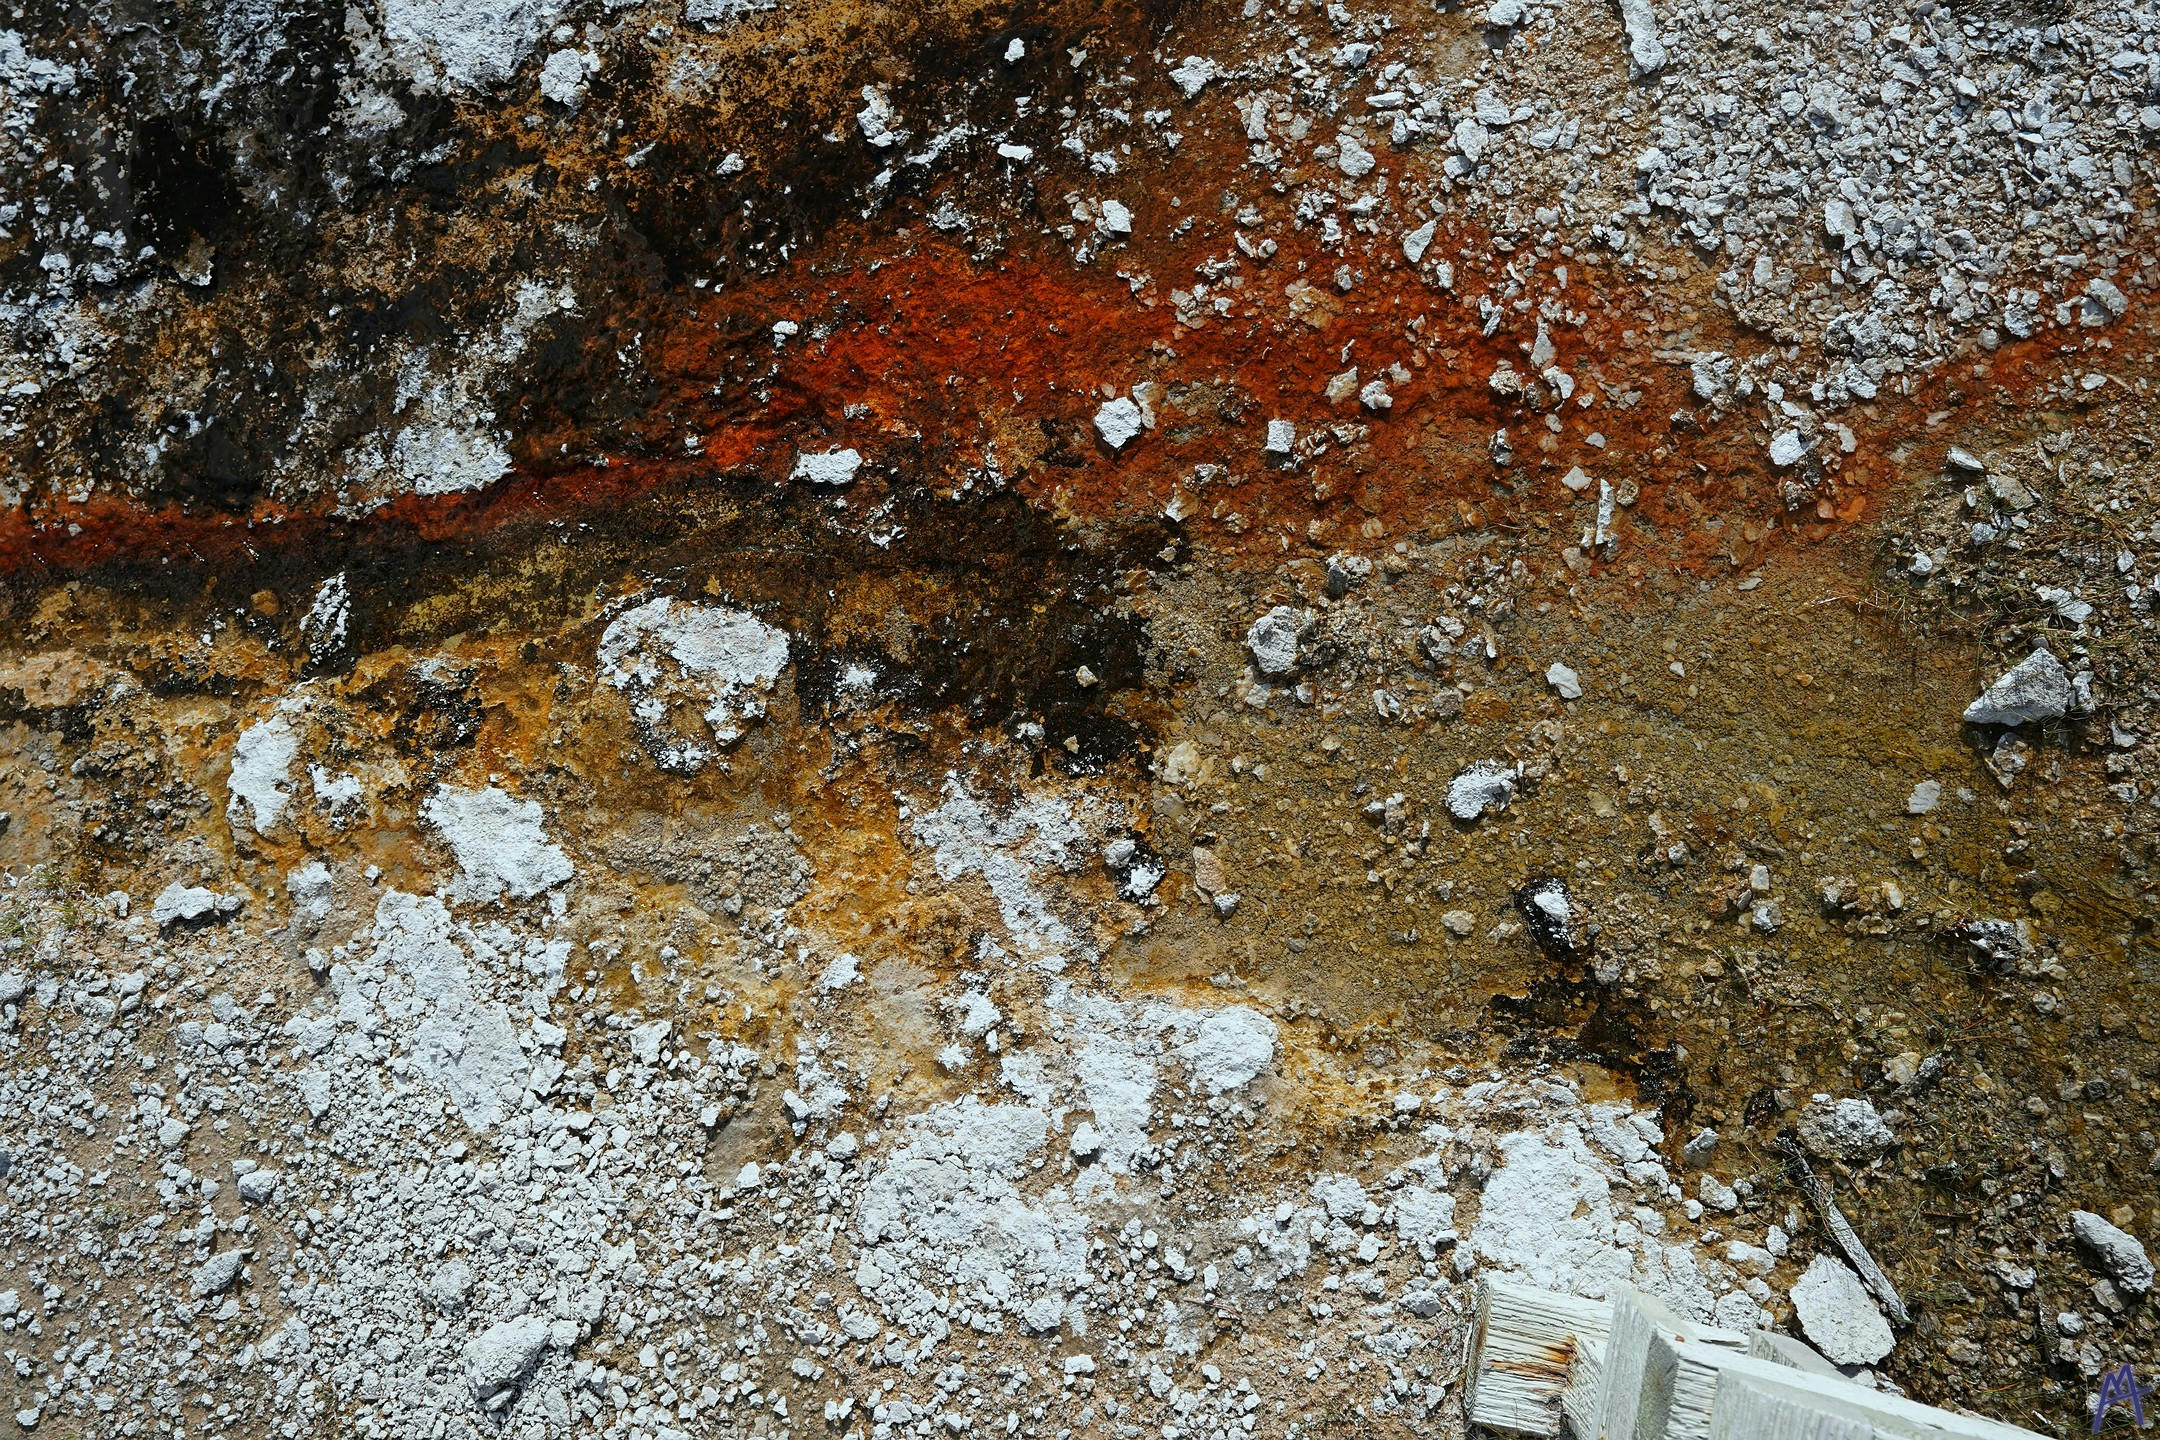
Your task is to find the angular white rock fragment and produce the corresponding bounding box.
[1336,131,1376,177]
[1359,379,1393,411]
[398,423,513,497]
[1094,396,1145,449]
[1905,780,1941,815]
[1546,662,1582,700]
[996,142,1034,161]
[792,447,862,485]
[236,1168,281,1204]
[1789,1255,1893,1365]
[628,1018,671,1063]
[1486,0,1525,25]
[1617,0,1666,74]
[1098,199,1133,235]
[1447,760,1518,820]
[598,597,792,760]
[1963,647,2071,725]
[428,1259,476,1312]
[288,861,334,922]
[1452,116,1489,162]
[1003,38,1024,62]
[1768,429,1807,467]
[2070,1210,2153,1294]
[2083,277,2128,325]
[1403,217,1437,264]
[1562,465,1594,492]
[1264,418,1296,455]
[301,572,349,650]
[538,48,589,108]
[191,1250,245,1299]
[152,883,242,927]
[1245,606,1305,674]
[227,715,299,833]
[420,785,574,902]
[1795,1095,1894,1163]
[1176,1007,1276,1091]
[1168,54,1216,99]
[464,1314,551,1404]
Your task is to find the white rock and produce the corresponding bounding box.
[428,1259,476,1312]
[1446,760,1517,821]
[420,785,575,902]
[152,883,241,927]
[1176,1008,1276,1092]
[464,1314,551,1403]
[227,715,299,833]
[1769,429,1807,467]
[1264,419,1296,456]
[1403,218,1437,264]
[1094,397,1145,449]
[236,1169,281,1204]
[538,48,589,107]
[792,447,863,485]
[1790,1254,1894,1364]
[287,861,334,922]
[1336,131,1375,177]
[1905,780,1941,815]
[2070,1211,2153,1294]
[191,1250,245,1299]
[1167,55,1216,98]
[1963,647,2072,725]
[1616,0,1666,74]
[1795,1094,1895,1163]
[1098,199,1133,235]
[1245,606,1305,675]
[598,597,792,759]
[628,1018,671,1063]
[1545,662,1582,700]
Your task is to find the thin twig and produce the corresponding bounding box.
[1777,1131,1913,1328]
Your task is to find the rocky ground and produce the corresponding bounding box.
[2,0,2160,1437]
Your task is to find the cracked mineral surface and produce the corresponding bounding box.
[1,0,2158,1437]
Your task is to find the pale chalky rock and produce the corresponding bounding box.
[1094,396,1144,449]
[236,1168,281,1204]
[152,883,242,927]
[1790,1254,1894,1365]
[1795,1094,1895,1163]
[1964,647,2072,725]
[1447,760,1518,821]
[2071,1210,2153,1294]
[420,785,575,902]
[463,1314,551,1405]
[191,1250,245,1299]
[1246,606,1305,675]
[791,447,862,485]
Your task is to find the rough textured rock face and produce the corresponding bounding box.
[1,0,2158,1437]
